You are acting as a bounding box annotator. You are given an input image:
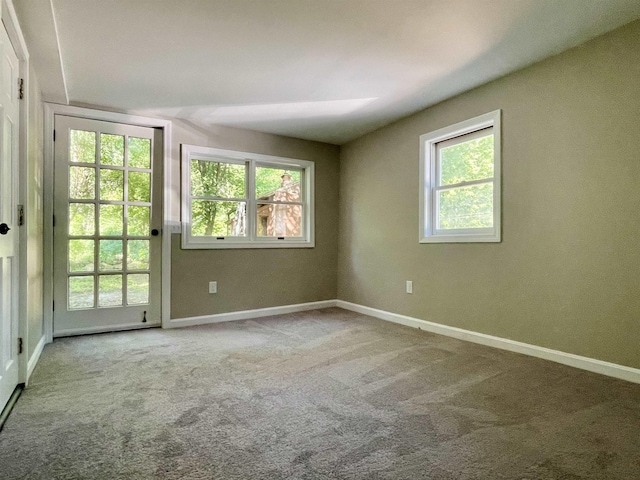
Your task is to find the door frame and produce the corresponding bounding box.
[43,104,174,342]
[2,0,31,386]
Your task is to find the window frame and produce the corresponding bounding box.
[419,110,501,243]
[181,144,315,249]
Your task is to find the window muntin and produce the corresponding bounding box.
[181,145,314,248]
[420,110,501,243]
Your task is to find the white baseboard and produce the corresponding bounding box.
[167,300,337,328]
[26,335,46,385]
[336,300,640,385]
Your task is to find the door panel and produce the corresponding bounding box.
[0,24,20,411]
[53,116,162,335]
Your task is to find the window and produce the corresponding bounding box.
[181,144,314,248]
[419,110,501,243]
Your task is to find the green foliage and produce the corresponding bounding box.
[127,240,150,270]
[100,169,124,201]
[68,276,94,309]
[440,134,493,185]
[128,137,151,168]
[99,240,123,270]
[70,130,96,164]
[439,184,493,229]
[189,160,300,237]
[190,160,247,236]
[69,203,95,236]
[127,274,149,304]
[438,134,494,229]
[128,206,150,236]
[256,167,300,198]
[66,132,154,308]
[69,239,94,272]
[100,134,124,166]
[128,172,150,202]
[99,205,123,235]
[99,275,122,306]
[69,166,95,199]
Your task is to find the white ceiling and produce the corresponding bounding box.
[19,0,640,145]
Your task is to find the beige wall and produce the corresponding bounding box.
[338,20,640,369]
[26,64,44,357]
[170,121,340,318]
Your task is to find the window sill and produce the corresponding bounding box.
[181,238,315,249]
[420,234,500,243]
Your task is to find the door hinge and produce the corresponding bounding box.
[52,300,55,311]
[53,129,56,142]
[53,215,56,227]
[18,78,24,100]
[17,205,24,226]
[18,337,23,354]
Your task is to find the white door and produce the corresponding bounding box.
[53,116,162,336]
[0,24,20,411]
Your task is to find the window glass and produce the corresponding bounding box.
[191,159,246,198]
[182,146,314,247]
[439,131,493,186]
[191,200,247,237]
[256,167,301,200]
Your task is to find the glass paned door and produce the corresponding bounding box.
[53,116,162,335]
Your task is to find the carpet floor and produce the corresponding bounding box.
[1,307,639,479]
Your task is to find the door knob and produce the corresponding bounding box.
[151,229,160,236]
[0,223,10,235]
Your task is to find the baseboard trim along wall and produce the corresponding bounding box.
[168,300,337,328]
[165,299,640,384]
[335,300,640,385]
[26,335,46,385]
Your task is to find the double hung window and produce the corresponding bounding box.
[181,145,314,248]
[420,110,501,243]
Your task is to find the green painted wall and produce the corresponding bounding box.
[338,20,640,368]
[170,123,340,318]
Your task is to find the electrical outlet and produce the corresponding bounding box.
[406,280,413,294]
[209,281,217,294]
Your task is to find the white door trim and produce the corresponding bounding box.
[2,0,31,385]
[43,103,173,343]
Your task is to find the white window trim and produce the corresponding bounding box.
[181,144,315,249]
[419,110,501,243]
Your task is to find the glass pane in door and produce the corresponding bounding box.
[128,172,150,202]
[100,205,123,235]
[99,275,123,307]
[127,274,149,305]
[69,203,95,236]
[70,130,96,164]
[69,276,94,309]
[99,240,123,271]
[69,239,94,272]
[128,137,151,168]
[100,169,124,201]
[69,166,95,199]
[127,240,149,270]
[100,134,124,166]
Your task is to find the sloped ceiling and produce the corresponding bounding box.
[17,0,640,144]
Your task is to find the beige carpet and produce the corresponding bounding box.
[1,307,639,479]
